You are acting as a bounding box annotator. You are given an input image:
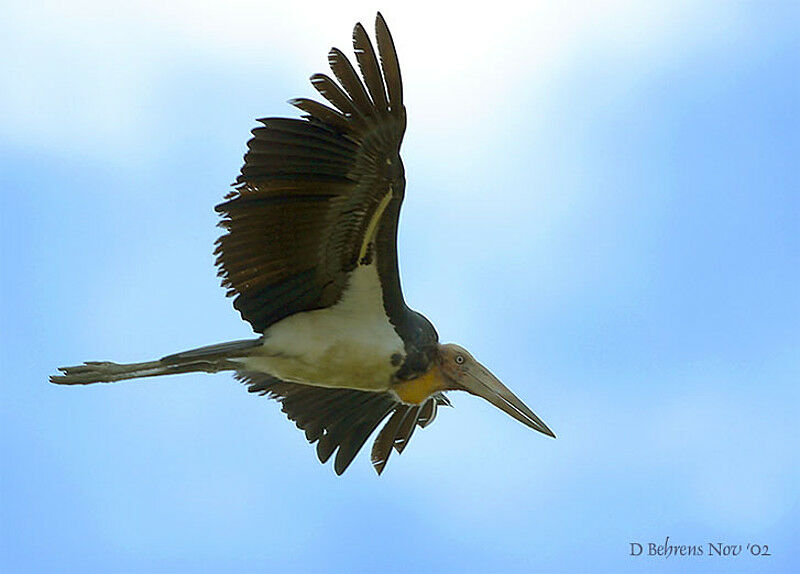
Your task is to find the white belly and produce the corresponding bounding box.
[242,263,404,391]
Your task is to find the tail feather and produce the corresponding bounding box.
[50,338,262,385]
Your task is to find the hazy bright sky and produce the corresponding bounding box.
[2,2,798,573]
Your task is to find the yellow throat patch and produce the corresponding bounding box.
[392,366,446,405]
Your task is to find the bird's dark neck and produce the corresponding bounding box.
[392,309,438,381]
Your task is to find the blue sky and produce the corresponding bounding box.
[2,2,798,573]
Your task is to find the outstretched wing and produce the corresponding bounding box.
[240,373,450,475]
[216,13,410,335]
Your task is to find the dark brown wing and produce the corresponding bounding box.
[216,13,410,334]
[239,372,448,475]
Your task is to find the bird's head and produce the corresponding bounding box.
[436,343,555,438]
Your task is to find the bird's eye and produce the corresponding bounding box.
[455,355,465,365]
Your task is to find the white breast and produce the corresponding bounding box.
[242,263,405,391]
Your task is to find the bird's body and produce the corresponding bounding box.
[246,263,407,392]
[52,13,554,474]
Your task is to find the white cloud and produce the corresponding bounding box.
[2,1,740,162]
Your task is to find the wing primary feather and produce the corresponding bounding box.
[417,397,436,428]
[435,393,452,407]
[352,22,388,110]
[316,392,378,463]
[328,48,374,117]
[371,405,411,475]
[317,392,393,470]
[334,398,396,475]
[289,98,351,132]
[287,389,364,445]
[304,422,325,443]
[309,74,366,127]
[392,405,422,454]
[375,12,403,113]
[316,391,382,455]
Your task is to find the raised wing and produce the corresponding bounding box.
[216,13,409,334]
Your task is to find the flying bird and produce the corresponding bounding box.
[51,13,555,475]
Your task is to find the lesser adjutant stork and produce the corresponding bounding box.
[52,13,555,474]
